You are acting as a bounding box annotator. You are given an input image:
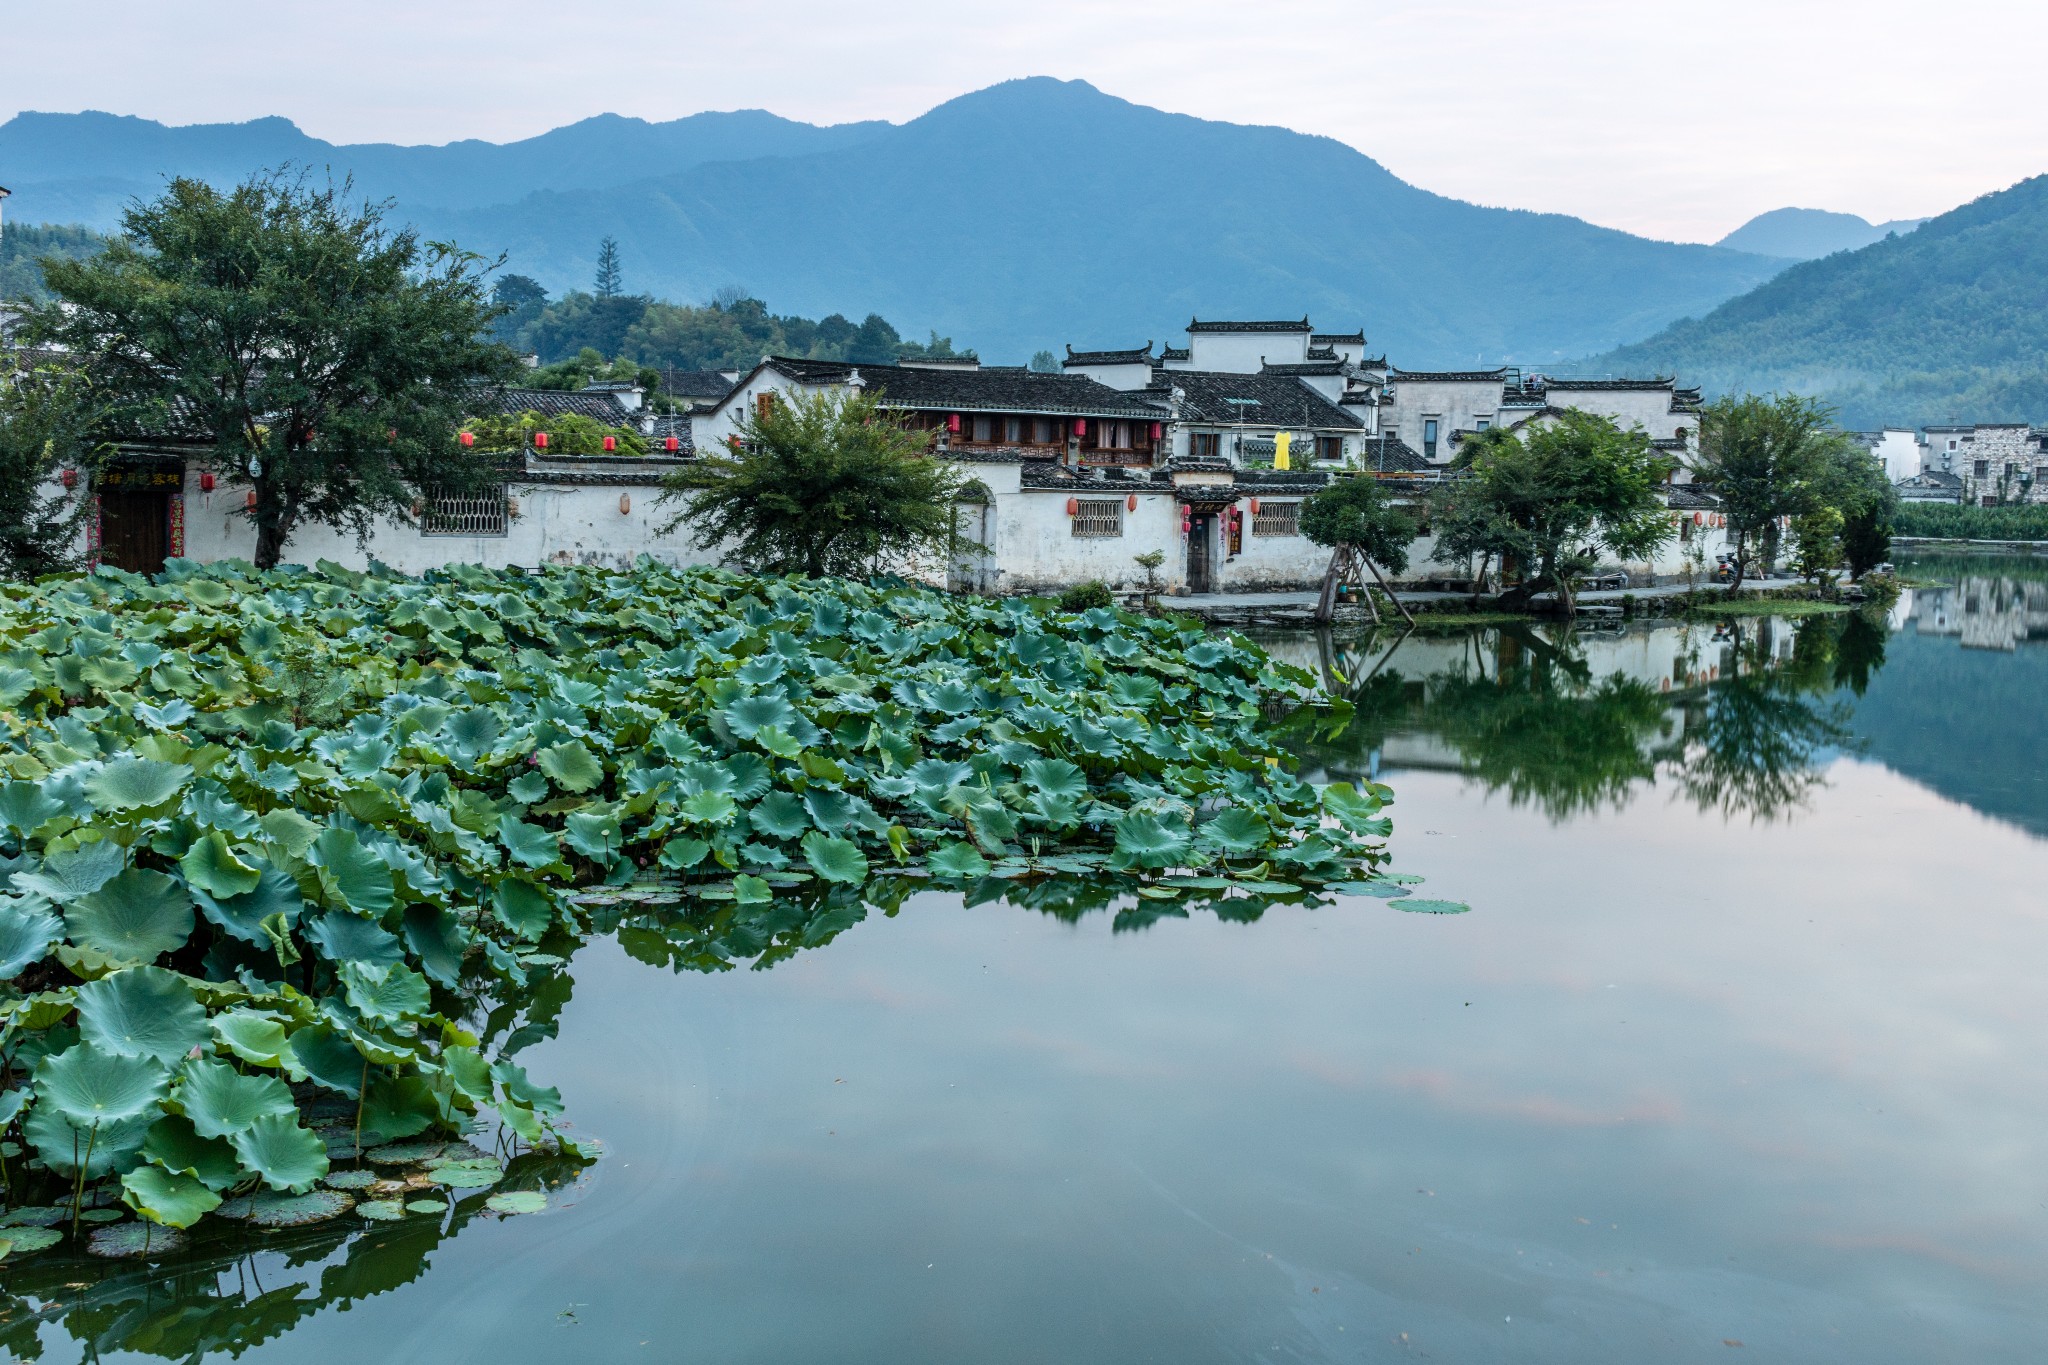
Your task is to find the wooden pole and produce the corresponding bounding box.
[1365,557,1415,625]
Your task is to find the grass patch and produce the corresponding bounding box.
[1682,597,1853,618]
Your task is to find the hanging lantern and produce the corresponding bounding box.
[1073,419,1088,437]
[1066,496,1080,516]
[199,471,216,492]
[947,414,962,434]
[459,430,475,448]
[245,490,258,509]
[1126,493,1138,512]
[387,427,398,443]
[602,435,618,453]
[1693,511,1703,525]
[619,493,632,515]
[534,431,550,450]
[665,435,680,453]
[1150,422,1162,440]
[1249,497,1261,515]
[59,467,78,489]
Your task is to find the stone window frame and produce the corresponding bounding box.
[1252,500,1302,537]
[1071,498,1125,538]
[421,483,510,537]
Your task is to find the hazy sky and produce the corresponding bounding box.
[5,0,2043,243]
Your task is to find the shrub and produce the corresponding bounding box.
[1057,580,1114,612]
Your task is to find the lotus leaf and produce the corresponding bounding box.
[364,1140,446,1165]
[177,1058,296,1138]
[340,960,432,1023]
[302,910,405,968]
[228,1112,330,1192]
[88,1222,186,1258]
[487,1190,547,1215]
[193,866,304,945]
[84,757,191,813]
[1113,812,1192,869]
[429,1158,504,1189]
[405,1198,449,1214]
[355,1199,406,1221]
[210,1008,292,1068]
[35,1041,169,1126]
[121,1165,223,1228]
[311,827,395,915]
[491,879,553,941]
[64,869,193,961]
[401,904,470,986]
[287,1025,370,1097]
[801,832,868,885]
[322,1169,380,1190]
[14,840,126,902]
[1394,899,1471,915]
[0,1207,67,1228]
[220,1189,354,1226]
[0,1227,61,1255]
[0,900,63,978]
[926,842,991,879]
[0,783,67,839]
[178,832,262,900]
[1198,808,1271,855]
[500,817,561,868]
[75,967,209,1065]
[141,1114,244,1191]
[24,1106,155,1178]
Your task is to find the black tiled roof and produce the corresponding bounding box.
[520,457,688,487]
[1388,369,1509,384]
[1358,356,1388,370]
[756,357,1159,418]
[1186,317,1313,334]
[657,368,737,400]
[645,415,695,454]
[1310,331,1365,345]
[1665,484,1722,510]
[1063,343,1153,366]
[470,387,638,426]
[1305,346,1338,361]
[1540,377,1676,391]
[1355,435,1432,473]
[1141,370,1364,430]
[1159,346,1190,362]
[1261,361,1347,377]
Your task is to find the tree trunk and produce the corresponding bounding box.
[1470,552,1491,606]
[1358,553,1383,627]
[1727,530,1747,593]
[1313,545,1346,624]
[252,488,290,571]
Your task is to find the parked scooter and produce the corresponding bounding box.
[1712,554,1739,583]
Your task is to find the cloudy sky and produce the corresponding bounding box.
[5,0,2043,242]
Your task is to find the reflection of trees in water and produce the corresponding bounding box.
[1297,612,1886,823]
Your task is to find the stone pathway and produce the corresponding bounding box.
[1162,577,1818,627]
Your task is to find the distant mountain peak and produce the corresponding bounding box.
[1714,206,1928,261]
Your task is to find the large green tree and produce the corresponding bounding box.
[659,386,969,578]
[1428,411,1674,616]
[0,358,113,576]
[35,172,519,569]
[1692,394,1858,588]
[1299,473,1419,624]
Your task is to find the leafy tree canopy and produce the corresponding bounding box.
[1299,473,1418,575]
[0,222,111,303]
[1428,410,1674,613]
[0,358,113,575]
[659,386,970,577]
[30,170,519,569]
[1695,393,1865,586]
[463,409,648,457]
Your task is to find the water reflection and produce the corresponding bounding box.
[1278,612,1878,823]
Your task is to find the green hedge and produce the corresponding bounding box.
[1895,501,2048,541]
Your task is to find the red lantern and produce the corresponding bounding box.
[1073,419,1088,437]
[199,471,216,492]
[947,414,962,434]
[1150,422,1162,440]
[665,435,680,452]
[245,490,258,509]
[534,432,549,450]
[1066,496,1080,516]
[459,431,475,448]
[1126,493,1138,512]
[387,427,398,442]
[602,435,617,452]
[1249,498,1261,515]
[60,467,78,489]
[1693,511,1703,525]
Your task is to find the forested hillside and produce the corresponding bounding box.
[1585,175,2048,429]
[0,221,108,301]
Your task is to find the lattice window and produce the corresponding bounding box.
[422,485,509,536]
[1071,498,1124,538]
[1252,500,1301,537]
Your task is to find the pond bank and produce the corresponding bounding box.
[1893,536,2048,555]
[1160,577,1831,629]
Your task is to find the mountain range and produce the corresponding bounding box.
[1714,207,1926,261]
[1582,172,2048,430]
[0,79,1788,365]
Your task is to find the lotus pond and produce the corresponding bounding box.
[6,557,2048,1361]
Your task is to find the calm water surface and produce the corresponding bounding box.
[22,557,2048,1363]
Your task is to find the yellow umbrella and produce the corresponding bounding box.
[1273,431,1292,470]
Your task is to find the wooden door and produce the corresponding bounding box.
[1186,513,1215,593]
[100,491,170,575]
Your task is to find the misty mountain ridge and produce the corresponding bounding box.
[1715,206,1928,261]
[0,79,1789,363]
[1582,172,2048,429]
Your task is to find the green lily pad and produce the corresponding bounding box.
[800,832,867,885]
[321,1168,380,1190]
[178,1059,296,1138]
[121,1165,222,1228]
[64,870,194,962]
[485,1190,547,1215]
[0,1226,62,1254]
[404,1199,448,1215]
[228,1112,330,1192]
[355,1199,406,1221]
[1394,899,1471,915]
[87,1221,186,1258]
[74,967,209,1066]
[364,1140,447,1165]
[0,1206,68,1228]
[220,1189,355,1226]
[0,901,64,979]
[84,757,191,813]
[428,1158,504,1189]
[35,1040,169,1126]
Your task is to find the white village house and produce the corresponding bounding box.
[63,316,1741,593]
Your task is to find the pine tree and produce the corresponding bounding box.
[594,237,623,299]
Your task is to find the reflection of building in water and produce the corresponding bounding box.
[1908,576,2048,651]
